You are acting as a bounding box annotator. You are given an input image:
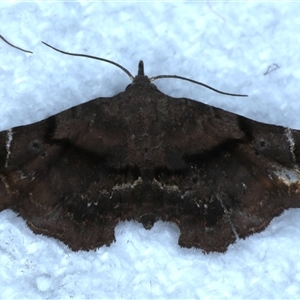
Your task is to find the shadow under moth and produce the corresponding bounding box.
[1,40,300,253]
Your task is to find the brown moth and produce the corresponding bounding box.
[1,42,299,253]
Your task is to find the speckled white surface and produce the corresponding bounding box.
[1,2,300,299]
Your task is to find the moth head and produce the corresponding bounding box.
[126,61,158,90]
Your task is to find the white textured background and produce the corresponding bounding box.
[1,2,300,299]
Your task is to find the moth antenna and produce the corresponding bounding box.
[42,41,134,81]
[42,41,246,97]
[150,74,248,97]
[0,35,33,54]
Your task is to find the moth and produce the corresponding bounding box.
[1,41,299,253]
